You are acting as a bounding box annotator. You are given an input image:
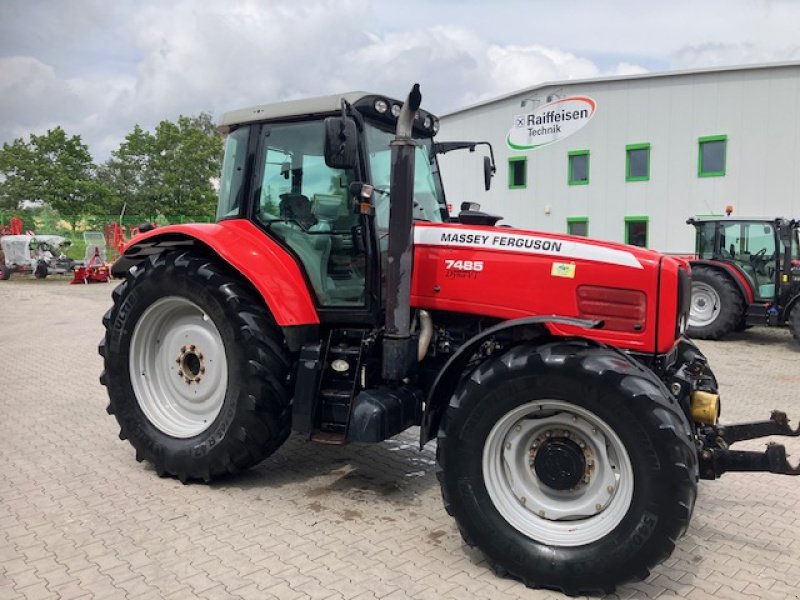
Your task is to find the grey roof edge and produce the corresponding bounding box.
[441,60,800,118]
[217,91,374,132]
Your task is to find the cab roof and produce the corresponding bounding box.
[217,92,373,133]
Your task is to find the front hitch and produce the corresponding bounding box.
[698,411,800,479]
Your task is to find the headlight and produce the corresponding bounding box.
[374,98,389,114]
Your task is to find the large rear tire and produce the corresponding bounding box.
[100,251,293,482]
[436,340,697,595]
[687,266,744,339]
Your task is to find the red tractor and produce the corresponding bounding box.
[100,85,800,594]
[686,216,800,341]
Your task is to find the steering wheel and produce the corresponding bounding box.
[750,248,770,274]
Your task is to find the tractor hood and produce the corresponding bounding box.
[411,222,681,354]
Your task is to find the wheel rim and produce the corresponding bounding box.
[129,296,228,438]
[482,400,634,547]
[689,282,721,327]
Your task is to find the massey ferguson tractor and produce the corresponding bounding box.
[100,85,800,594]
[686,216,800,342]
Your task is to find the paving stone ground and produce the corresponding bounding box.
[1,277,799,600]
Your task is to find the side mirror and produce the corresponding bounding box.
[461,202,481,212]
[483,155,493,191]
[324,117,358,169]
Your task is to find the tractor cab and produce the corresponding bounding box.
[214,93,462,317]
[687,216,800,337]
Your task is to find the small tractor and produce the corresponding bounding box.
[100,85,800,594]
[1,234,75,280]
[686,216,800,342]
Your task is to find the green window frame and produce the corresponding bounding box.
[698,135,727,177]
[508,156,527,189]
[568,150,590,185]
[567,217,589,236]
[625,216,649,248]
[625,143,650,182]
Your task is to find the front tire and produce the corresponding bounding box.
[34,262,48,279]
[788,303,800,344]
[1,265,11,280]
[436,340,697,595]
[687,266,744,339]
[100,251,292,482]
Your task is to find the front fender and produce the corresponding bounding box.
[113,220,319,327]
[419,315,600,447]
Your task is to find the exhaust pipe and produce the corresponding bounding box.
[382,83,422,381]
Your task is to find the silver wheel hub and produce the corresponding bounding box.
[130,296,228,438]
[689,282,721,327]
[482,400,633,546]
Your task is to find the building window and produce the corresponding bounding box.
[508,156,527,189]
[568,150,590,185]
[626,143,650,182]
[625,216,649,247]
[567,217,589,236]
[698,135,727,177]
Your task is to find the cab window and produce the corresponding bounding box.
[256,120,364,307]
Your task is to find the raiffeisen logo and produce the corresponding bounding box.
[507,96,597,150]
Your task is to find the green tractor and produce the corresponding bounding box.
[687,216,800,341]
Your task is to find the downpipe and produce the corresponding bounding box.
[383,83,422,381]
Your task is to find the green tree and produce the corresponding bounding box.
[103,113,223,219]
[0,127,108,230]
[0,137,39,211]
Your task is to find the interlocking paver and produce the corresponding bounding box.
[2,279,800,600]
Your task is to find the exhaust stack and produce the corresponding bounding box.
[382,83,422,381]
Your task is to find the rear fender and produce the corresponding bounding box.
[113,220,320,331]
[419,316,599,446]
[690,259,754,304]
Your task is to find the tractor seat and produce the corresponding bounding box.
[279,193,316,230]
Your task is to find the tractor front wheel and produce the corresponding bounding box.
[34,262,48,279]
[100,251,292,482]
[1,265,11,280]
[788,303,800,344]
[687,266,743,339]
[436,341,698,595]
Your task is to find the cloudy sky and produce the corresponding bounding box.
[2,0,799,160]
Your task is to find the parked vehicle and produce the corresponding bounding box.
[100,86,800,594]
[686,216,800,341]
[71,231,110,284]
[1,234,75,280]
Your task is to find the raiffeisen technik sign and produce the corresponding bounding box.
[507,96,597,151]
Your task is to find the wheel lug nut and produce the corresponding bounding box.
[519,496,526,505]
[595,503,603,512]
[198,353,203,360]
[583,475,590,483]
[538,510,545,517]
[607,485,614,494]
[586,458,594,466]
[505,442,511,450]
[181,345,186,352]
[177,370,183,377]
[200,367,205,374]
[189,345,196,351]
[579,441,586,449]
[545,432,551,438]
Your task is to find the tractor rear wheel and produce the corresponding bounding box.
[687,266,743,339]
[34,262,48,279]
[789,303,800,344]
[100,251,292,482]
[436,340,697,595]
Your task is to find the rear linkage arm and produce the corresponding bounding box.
[698,411,800,479]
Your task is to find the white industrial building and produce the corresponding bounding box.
[436,62,800,254]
